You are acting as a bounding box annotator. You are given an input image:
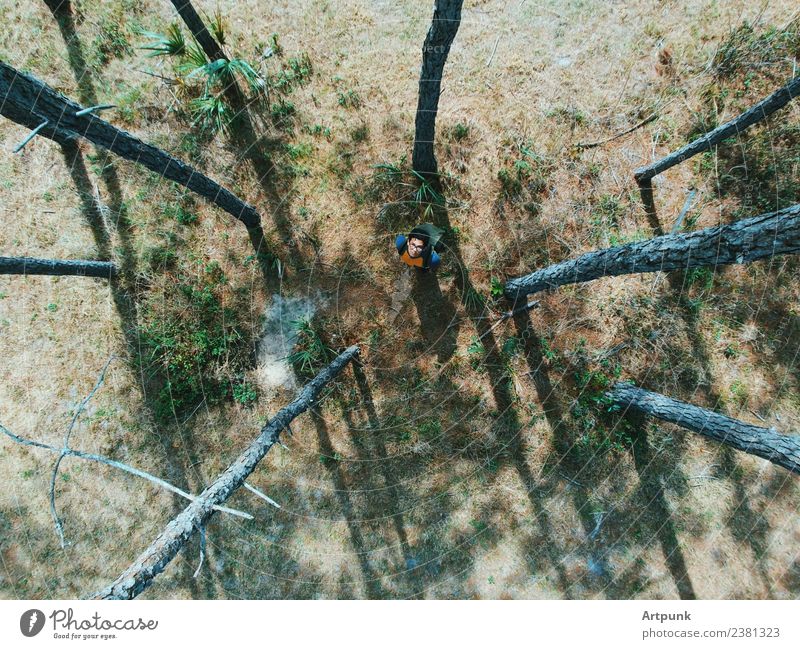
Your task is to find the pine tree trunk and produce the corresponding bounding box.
[0,61,260,227]
[168,1,247,108]
[88,345,360,600]
[170,0,227,63]
[504,203,800,299]
[0,256,116,278]
[412,0,463,181]
[635,76,800,183]
[608,383,800,474]
[42,0,71,16]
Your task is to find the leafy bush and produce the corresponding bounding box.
[139,260,250,421]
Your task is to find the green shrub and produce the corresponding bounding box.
[287,316,335,380]
[139,260,249,421]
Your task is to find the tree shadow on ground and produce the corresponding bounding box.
[664,274,778,597]
[311,407,386,598]
[346,361,427,597]
[409,269,459,364]
[626,412,697,599]
[391,195,593,598]
[512,308,683,599]
[45,6,229,599]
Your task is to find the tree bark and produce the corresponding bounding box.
[0,256,116,278]
[412,0,463,180]
[88,345,360,600]
[504,203,800,299]
[43,0,71,16]
[168,1,247,109]
[608,383,800,475]
[0,61,260,227]
[634,75,800,183]
[169,1,227,63]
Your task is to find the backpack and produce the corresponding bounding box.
[408,223,446,254]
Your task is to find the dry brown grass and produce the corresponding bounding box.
[1,0,799,600]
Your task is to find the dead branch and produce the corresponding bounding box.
[89,345,360,600]
[575,113,657,149]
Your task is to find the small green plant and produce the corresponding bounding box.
[462,286,485,313]
[411,170,443,207]
[498,141,550,199]
[188,57,266,95]
[337,89,361,109]
[161,202,198,225]
[140,260,250,421]
[270,99,296,123]
[233,380,258,405]
[206,7,228,46]
[490,276,504,298]
[272,54,313,91]
[685,266,715,291]
[451,122,470,140]
[571,360,632,457]
[723,343,740,359]
[94,17,133,66]
[188,94,229,133]
[140,19,272,134]
[287,317,334,378]
[418,419,442,440]
[467,336,486,371]
[729,379,749,406]
[350,124,369,143]
[590,194,625,244]
[713,21,800,79]
[304,123,332,139]
[285,142,313,159]
[141,23,186,57]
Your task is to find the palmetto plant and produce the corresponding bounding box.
[189,94,229,133]
[206,7,227,46]
[286,317,334,377]
[371,158,444,219]
[189,58,266,95]
[141,23,186,57]
[139,21,265,134]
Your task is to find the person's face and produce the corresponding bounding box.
[407,237,425,258]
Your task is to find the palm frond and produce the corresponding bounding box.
[189,94,229,133]
[206,7,227,46]
[140,23,186,57]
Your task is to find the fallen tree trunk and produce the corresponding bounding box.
[634,75,800,183]
[88,345,360,600]
[0,256,116,278]
[504,203,800,299]
[0,61,259,227]
[608,383,800,475]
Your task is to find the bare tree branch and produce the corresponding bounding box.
[192,525,206,579]
[0,423,253,520]
[504,204,800,299]
[0,256,117,278]
[634,75,800,182]
[50,355,117,547]
[89,345,360,600]
[243,481,281,509]
[608,383,800,474]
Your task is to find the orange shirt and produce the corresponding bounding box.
[400,249,425,267]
